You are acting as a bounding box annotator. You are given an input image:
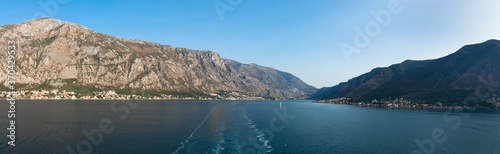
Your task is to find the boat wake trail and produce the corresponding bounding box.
[241,108,273,153]
[172,106,215,154]
[211,111,227,154]
[172,103,272,153]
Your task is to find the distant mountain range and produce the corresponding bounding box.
[0,17,317,99]
[313,39,500,105]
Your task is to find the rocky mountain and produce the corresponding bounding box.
[0,17,316,99]
[314,39,500,104]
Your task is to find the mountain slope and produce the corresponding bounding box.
[314,39,500,104]
[0,17,316,99]
[313,59,431,99]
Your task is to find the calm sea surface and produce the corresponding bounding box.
[1,100,499,153]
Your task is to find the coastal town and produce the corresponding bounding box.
[0,89,270,100]
[315,97,500,111]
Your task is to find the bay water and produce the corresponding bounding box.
[1,100,499,153]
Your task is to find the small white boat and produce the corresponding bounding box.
[280,101,282,109]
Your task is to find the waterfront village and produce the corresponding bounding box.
[0,89,269,100]
[3,89,500,109]
[315,97,500,111]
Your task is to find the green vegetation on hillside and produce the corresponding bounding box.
[15,78,216,99]
[0,84,10,91]
[114,86,212,99]
[59,79,100,96]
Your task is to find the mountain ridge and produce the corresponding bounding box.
[0,17,317,99]
[314,39,500,105]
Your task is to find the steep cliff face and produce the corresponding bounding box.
[0,17,316,99]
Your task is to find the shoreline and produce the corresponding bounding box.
[10,99,302,101]
[314,100,500,112]
[1,90,282,101]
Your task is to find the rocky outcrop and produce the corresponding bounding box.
[0,17,316,99]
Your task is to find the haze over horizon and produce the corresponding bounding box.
[1,0,500,88]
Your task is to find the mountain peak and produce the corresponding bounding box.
[484,39,500,44]
[32,16,57,21]
[456,39,500,55]
[22,16,62,24]
[0,17,94,39]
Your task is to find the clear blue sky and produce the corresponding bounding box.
[1,0,500,88]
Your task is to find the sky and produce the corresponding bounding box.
[1,0,500,88]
